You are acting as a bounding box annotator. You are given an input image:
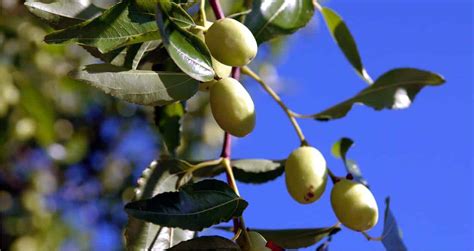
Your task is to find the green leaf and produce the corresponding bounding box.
[125,160,194,250]
[321,7,372,83]
[194,159,285,184]
[123,41,162,69]
[314,68,445,121]
[218,226,340,249]
[70,64,198,106]
[25,0,104,29]
[156,1,215,82]
[253,227,340,249]
[382,197,408,251]
[44,1,160,53]
[245,0,315,44]
[125,179,248,231]
[154,102,185,156]
[168,236,240,250]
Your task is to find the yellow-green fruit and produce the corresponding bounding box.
[245,231,271,251]
[285,146,328,204]
[209,77,255,137]
[331,179,379,231]
[199,57,232,91]
[205,18,258,66]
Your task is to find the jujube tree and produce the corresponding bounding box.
[24,0,445,250]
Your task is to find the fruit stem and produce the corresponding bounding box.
[241,66,307,145]
[361,231,384,241]
[327,167,341,184]
[209,0,225,20]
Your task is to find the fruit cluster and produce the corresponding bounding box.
[200,18,379,234]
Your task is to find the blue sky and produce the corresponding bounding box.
[226,1,472,250]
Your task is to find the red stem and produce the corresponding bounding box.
[209,0,241,234]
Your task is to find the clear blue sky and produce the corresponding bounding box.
[219,1,472,250]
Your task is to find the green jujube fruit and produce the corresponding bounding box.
[285,146,328,204]
[209,77,256,137]
[205,18,258,66]
[330,179,379,231]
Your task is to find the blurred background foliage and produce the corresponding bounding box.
[0,0,293,250]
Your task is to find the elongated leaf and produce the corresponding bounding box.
[194,159,285,184]
[44,1,160,53]
[71,64,198,106]
[123,41,162,69]
[25,0,104,29]
[219,226,340,249]
[245,0,315,44]
[382,197,407,251]
[168,236,240,250]
[321,7,372,83]
[154,102,185,156]
[331,138,368,186]
[156,1,214,82]
[125,179,248,231]
[125,160,194,251]
[314,68,445,121]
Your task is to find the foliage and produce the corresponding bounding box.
[0,0,444,250]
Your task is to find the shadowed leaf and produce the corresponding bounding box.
[382,197,408,251]
[245,0,315,44]
[154,102,185,156]
[125,160,194,251]
[168,236,240,250]
[125,179,248,231]
[70,64,198,106]
[331,138,368,186]
[315,68,445,121]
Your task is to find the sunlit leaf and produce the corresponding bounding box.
[25,0,104,29]
[154,102,185,156]
[382,197,408,251]
[71,64,198,106]
[321,7,372,83]
[245,0,315,44]
[314,68,445,121]
[125,160,194,251]
[44,1,160,53]
[168,236,240,250]
[156,1,215,82]
[125,179,248,231]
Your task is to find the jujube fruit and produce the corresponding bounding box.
[209,77,255,137]
[330,179,379,231]
[285,146,328,204]
[205,18,258,66]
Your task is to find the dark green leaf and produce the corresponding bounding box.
[321,7,372,83]
[125,160,194,250]
[156,1,215,82]
[194,159,285,184]
[382,197,407,251]
[70,64,198,106]
[25,0,104,29]
[44,1,160,53]
[125,179,248,231]
[218,226,340,249]
[314,68,445,121]
[154,102,185,156]
[124,41,162,69]
[245,0,315,44]
[168,236,240,250]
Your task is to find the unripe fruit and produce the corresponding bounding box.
[285,146,328,204]
[245,231,271,251]
[330,179,379,231]
[205,18,258,66]
[209,77,255,137]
